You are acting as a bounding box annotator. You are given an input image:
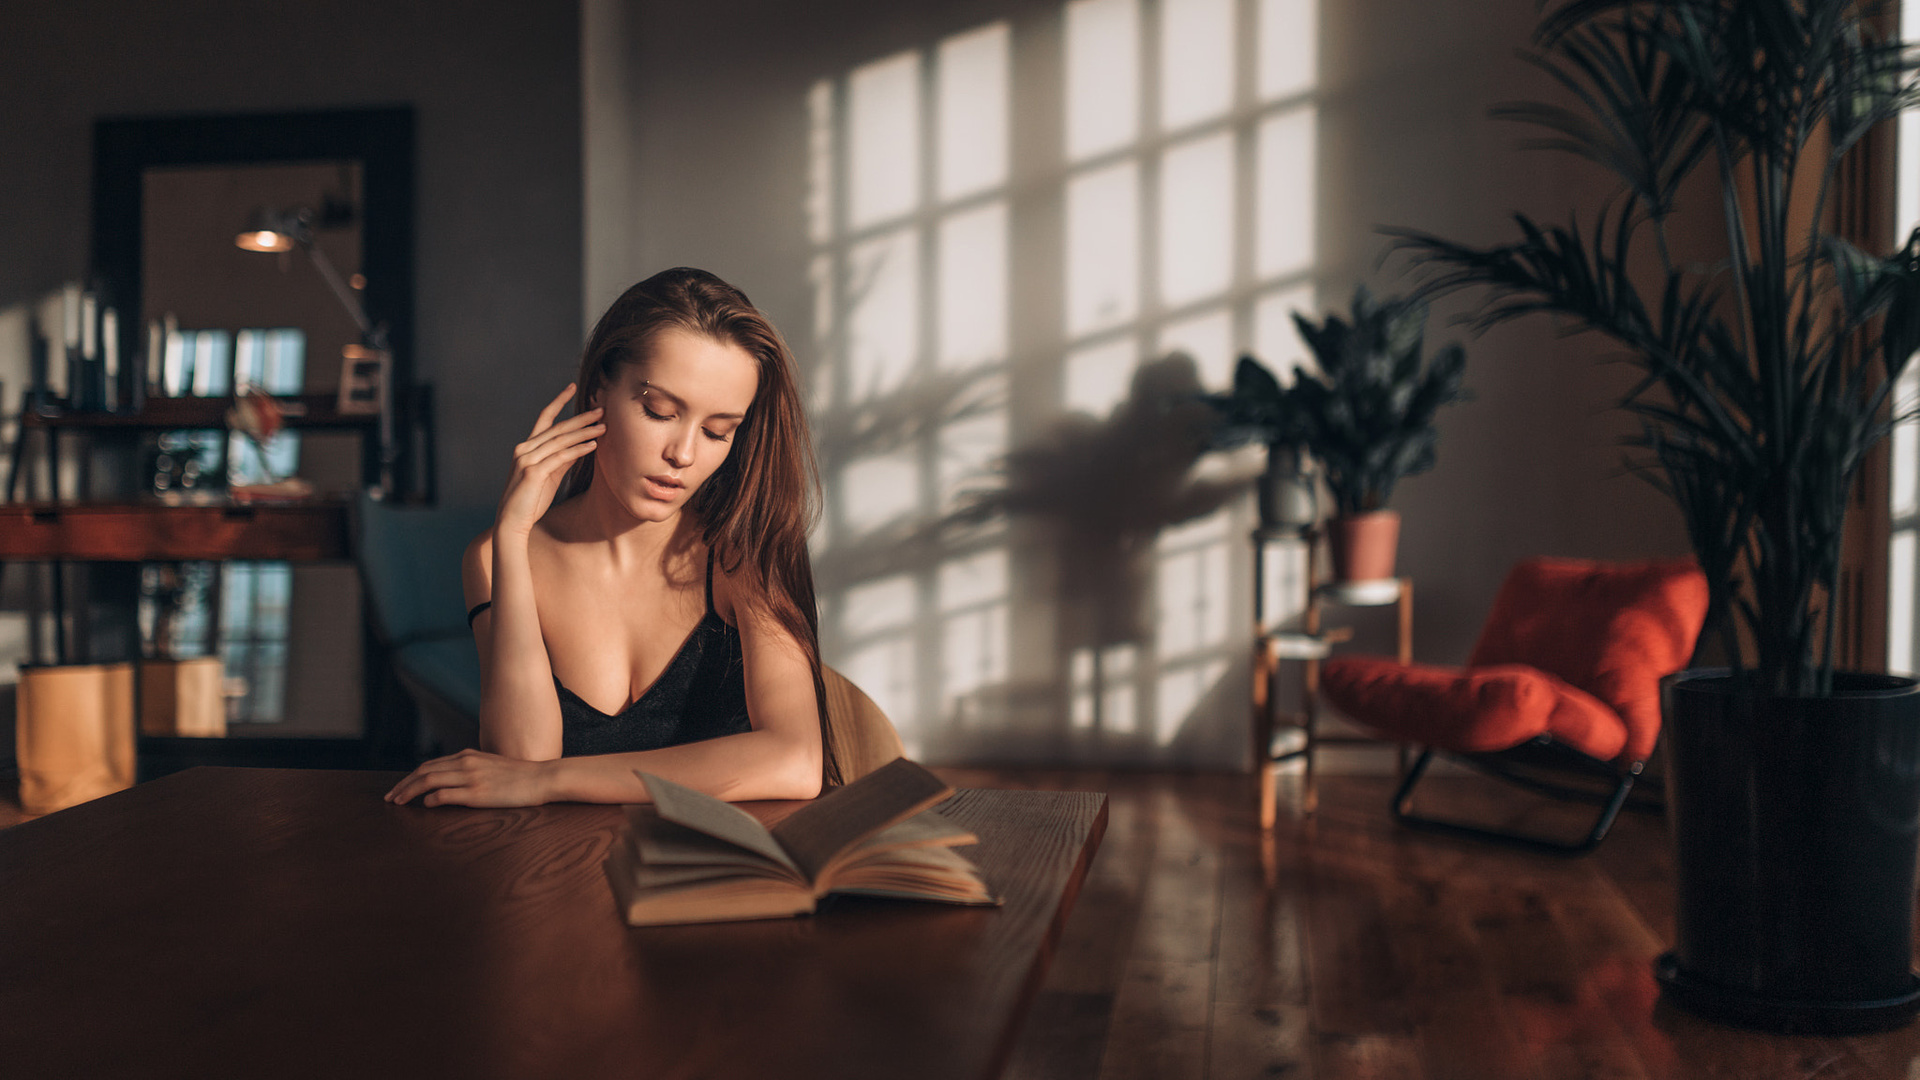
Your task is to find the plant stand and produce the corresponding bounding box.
[1251,526,1411,826]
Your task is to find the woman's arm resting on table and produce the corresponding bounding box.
[387,577,824,807]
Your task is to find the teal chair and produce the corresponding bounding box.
[355,495,493,754]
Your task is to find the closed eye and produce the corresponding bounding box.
[645,401,732,443]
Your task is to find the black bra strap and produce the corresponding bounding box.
[467,600,493,629]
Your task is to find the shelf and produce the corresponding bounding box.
[1261,627,1355,659]
[0,501,351,561]
[20,394,375,430]
[1265,632,1334,660]
[1315,578,1406,606]
[1252,523,1318,543]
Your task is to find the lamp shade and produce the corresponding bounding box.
[235,206,299,253]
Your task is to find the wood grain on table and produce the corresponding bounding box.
[0,768,1106,1080]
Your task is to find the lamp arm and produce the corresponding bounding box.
[301,240,373,337]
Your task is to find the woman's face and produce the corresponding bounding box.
[590,328,759,523]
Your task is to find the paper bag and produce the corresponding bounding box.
[16,662,136,815]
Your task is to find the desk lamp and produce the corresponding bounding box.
[235,205,394,496]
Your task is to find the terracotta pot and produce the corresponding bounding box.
[1327,510,1400,582]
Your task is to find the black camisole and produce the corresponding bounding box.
[552,551,751,756]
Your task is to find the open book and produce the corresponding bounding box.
[605,757,999,925]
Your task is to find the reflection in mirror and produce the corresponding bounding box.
[143,161,361,400]
[72,107,416,764]
[138,160,369,737]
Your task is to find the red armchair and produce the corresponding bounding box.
[1319,556,1709,853]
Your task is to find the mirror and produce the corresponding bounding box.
[93,105,415,477]
[143,159,365,495]
[89,107,416,763]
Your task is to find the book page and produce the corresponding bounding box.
[819,809,977,881]
[830,845,999,904]
[626,814,807,884]
[847,809,976,853]
[770,757,955,884]
[635,772,800,876]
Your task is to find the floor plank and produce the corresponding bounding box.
[944,768,1920,1080]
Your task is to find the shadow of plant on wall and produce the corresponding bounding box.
[951,351,1251,756]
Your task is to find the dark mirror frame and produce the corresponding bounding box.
[89,106,417,772]
[91,106,416,494]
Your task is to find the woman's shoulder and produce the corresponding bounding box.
[461,526,496,601]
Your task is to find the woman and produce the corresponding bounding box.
[385,268,838,807]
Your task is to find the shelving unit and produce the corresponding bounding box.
[1251,525,1411,827]
[0,392,402,775]
[32,104,428,773]
[17,393,375,431]
[2,390,370,561]
[7,390,399,505]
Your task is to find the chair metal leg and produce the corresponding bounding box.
[1390,748,1644,856]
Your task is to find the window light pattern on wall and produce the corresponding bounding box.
[808,0,1320,760]
[809,22,1015,758]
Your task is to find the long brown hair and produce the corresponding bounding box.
[559,267,841,786]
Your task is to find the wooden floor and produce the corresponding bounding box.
[940,766,1920,1080]
[10,767,1920,1077]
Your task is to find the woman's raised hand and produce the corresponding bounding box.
[496,383,604,539]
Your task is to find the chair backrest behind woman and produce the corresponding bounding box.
[821,667,905,782]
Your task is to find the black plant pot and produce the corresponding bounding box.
[1658,669,1920,1033]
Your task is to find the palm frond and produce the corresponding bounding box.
[1387,0,1920,694]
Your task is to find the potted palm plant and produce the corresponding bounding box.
[1292,287,1469,581]
[1201,354,1319,533]
[1390,0,1920,1032]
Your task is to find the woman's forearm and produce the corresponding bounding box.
[481,533,564,759]
[542,725,823,804]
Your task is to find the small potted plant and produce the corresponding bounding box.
[1201,355,1319,533]
[1290,286,1470,581]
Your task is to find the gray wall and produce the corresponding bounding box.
[588,0,1691,768]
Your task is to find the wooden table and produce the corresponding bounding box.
[0,768,1108,1080]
